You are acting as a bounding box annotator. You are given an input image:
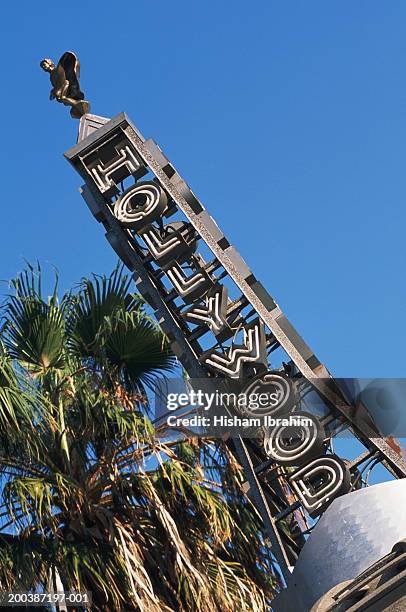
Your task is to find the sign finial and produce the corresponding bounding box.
[40,51,90,119]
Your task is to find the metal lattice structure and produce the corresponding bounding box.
[64,111,406,586]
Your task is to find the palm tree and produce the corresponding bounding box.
[0,264,280,611]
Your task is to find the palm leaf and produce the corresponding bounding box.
[67,264,143,358]
[1,265,66,374]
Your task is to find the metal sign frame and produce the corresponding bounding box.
[65,111,406,582]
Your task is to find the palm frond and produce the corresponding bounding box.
[1,266,66,375]
[68,264,143,359]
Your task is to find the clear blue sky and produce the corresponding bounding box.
[1,1,405,378]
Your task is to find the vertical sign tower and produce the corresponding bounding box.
[41,53,406,609]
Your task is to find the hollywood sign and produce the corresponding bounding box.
[65,112,405,572]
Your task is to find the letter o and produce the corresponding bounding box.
[264,411,325,466]
[113,181,167,230]
[240,370,296,417]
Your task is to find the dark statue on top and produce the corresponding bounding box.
[40,52,90,119]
